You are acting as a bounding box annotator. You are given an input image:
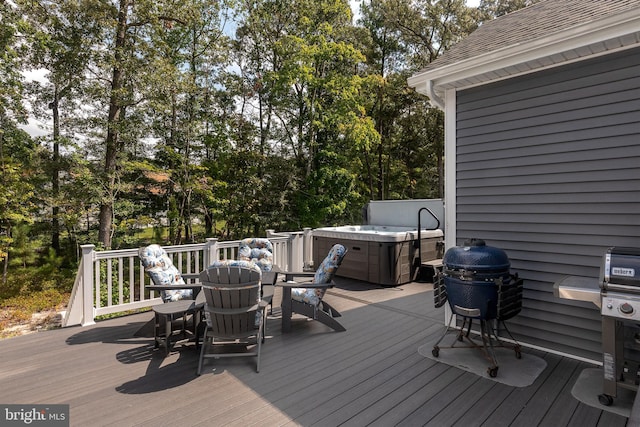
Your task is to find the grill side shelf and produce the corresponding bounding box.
[553,275,601,308]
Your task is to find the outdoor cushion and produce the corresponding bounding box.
[291,244,347,307]
[238,238,273,272]
[139,244,192,302]
[207,258,263,282]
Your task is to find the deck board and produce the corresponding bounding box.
[0,279,629,426]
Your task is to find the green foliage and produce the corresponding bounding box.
[0,289,69,336]
[0,2,28,123]
[0,0,498,333]
[479,0,541,19]
[1,289,69,315]
[1,247,74,300]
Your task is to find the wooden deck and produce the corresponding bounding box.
[0,279,629,426]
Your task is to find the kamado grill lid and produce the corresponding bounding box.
[443,239,510,272]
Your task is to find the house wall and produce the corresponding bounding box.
[454,46,640,362]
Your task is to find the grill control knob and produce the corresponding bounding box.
[620,303,634,315]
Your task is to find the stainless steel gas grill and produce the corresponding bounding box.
[599,247,640,406]
[432,239,524,377]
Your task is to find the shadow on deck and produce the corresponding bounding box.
[0,278,629,426]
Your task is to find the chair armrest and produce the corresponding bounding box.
[146,284,203,299]
[181,273,200,281]
[277,280,335,289]
[281,271,315,281]
[146,284,202,291]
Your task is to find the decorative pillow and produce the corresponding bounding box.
[238,238,273,272]
[139,244,192,302]
[291,244,347,307]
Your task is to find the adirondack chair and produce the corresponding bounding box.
[139,244,204,354]
[280,244,347,333]
[197,260,266,374]
[139,244,197,302]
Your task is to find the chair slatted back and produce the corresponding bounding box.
[199,265,261,338]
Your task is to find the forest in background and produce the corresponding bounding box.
[0,0,534,315]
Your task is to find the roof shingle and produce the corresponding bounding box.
[422,0,640,72]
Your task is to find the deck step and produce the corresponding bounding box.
[421,258,443,269]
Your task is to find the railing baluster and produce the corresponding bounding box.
[129,256,135,304]
[107,259,113,307]
[139,258,146,301]
[118,257,124,306]
[95,259,101,310]
[65,235,304,327]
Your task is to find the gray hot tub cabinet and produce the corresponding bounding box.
[312,233,442,286]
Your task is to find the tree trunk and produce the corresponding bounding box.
[98,0,130,248]
[2,249,7,287]
[51,88,60,253]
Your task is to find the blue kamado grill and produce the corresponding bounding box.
[443,239,512,320]
[432,239,524,377]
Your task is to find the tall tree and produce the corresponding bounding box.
[93,0,193,248]
[358,0,408,200]
[147,0,231,244]
[19,0,102,253]
[0,2,35,284]
[236,0,377,227]
[359,0,479,200]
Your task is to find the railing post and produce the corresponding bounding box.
[303,227,313,269]
[81,244,96,326]
[205,238,218,267]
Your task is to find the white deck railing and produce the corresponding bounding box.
[63,230,314,327]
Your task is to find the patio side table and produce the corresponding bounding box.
[152,299,201,355]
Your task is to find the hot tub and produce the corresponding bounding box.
[312,225,444,286]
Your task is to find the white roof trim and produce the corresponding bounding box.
[408,8,640,107]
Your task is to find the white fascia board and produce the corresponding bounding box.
[442,88,457,324]
[443,88,456,251]
[408,9,640,101]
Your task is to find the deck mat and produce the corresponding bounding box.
[418,335,547,387]
[572,368,634,418]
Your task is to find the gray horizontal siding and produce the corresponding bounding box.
[455,46,640,362]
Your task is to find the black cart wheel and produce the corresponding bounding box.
[598,393,613,406]
[488,366,499,378]
[515,349,522,359]
[432,346,440,357]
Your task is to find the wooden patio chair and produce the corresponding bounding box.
[139,244,204,354]
[197,261,266,374]
[279,244,347,333]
